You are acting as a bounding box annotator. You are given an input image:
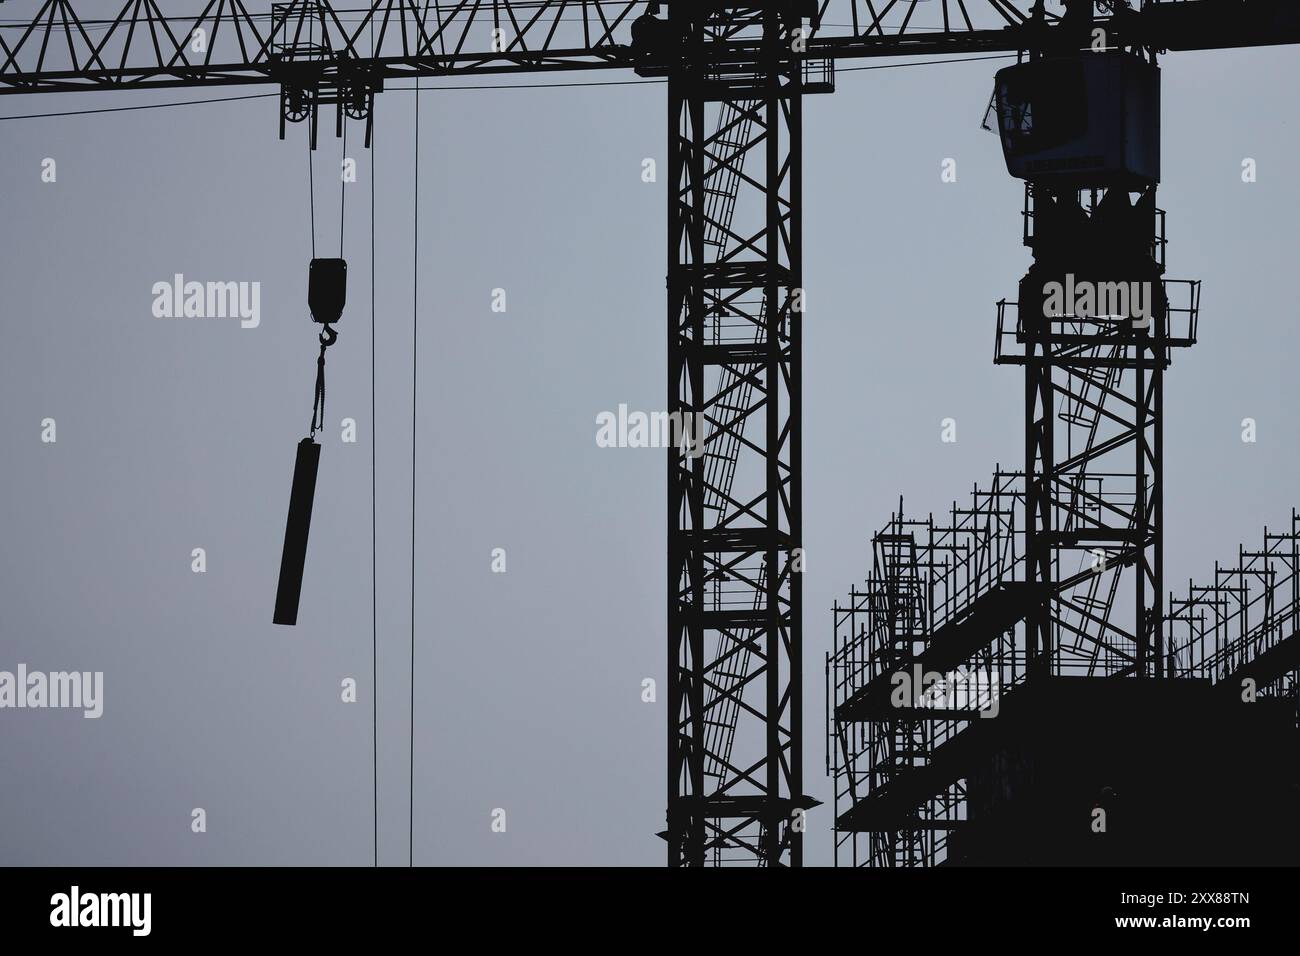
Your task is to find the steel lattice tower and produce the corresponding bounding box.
[1005,180,1197,680]
[666,2,814,867]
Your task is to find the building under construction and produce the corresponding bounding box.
[829,476,1300,866]
[828,48,1300,867]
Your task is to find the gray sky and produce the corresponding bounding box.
[1,39,1297,866]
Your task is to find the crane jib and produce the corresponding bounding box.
[0,2,1298,97]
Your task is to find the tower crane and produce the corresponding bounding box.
[1,0,1298,867]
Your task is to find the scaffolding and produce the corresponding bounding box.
[828,472,1024,867]
[829,184,1216,866]
[1167,511,1300,713]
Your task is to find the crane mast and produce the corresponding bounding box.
[661,2,814,867]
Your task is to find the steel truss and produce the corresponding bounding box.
[13,2,1293,98]
[1001,183,1198,679]
[666,2,815,868]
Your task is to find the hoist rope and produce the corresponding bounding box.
[340,119,348,257]
[369,21,379,873]
[409,67,421,871]
[307,137,316,259]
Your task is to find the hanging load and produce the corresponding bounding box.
[273,437,322,626]
[273,258,347,626]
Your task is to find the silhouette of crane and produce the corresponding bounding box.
[2,0,1299,867]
